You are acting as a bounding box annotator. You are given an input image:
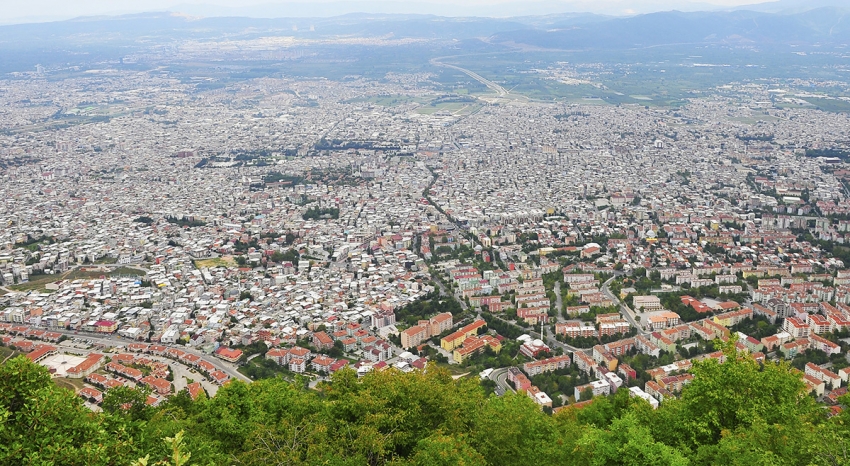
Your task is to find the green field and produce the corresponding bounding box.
[8,275,61,293]
[54,377,86,393]
[801,97,850,113]
[8,266,147,293]
[343,95,429,106]
[415,101,483,115]
[65,266,146,281]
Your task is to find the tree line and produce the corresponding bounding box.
[1,340,850,465]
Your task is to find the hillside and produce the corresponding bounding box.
[1,341,848,465]
[1,7,849,48]
[490,7,850,49]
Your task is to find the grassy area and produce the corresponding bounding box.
[238,357,295,381]
[801,97,850,113]
[8,274,61,292]
[194,256,237,269]
[445,364,472,376]
[8,265,146,293]
[94,256,119,264]
[0,346,18,362]
[65,266,144,281]
[109,266,147,277]
[65,267,147,280]
[343,95,428,106]
[64,270,111,281]
[415,102,482,115]
[54,377,86,393]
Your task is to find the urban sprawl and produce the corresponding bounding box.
[3,68,850,413]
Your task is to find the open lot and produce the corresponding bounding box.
[40,353,87,377]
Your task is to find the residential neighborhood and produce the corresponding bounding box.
[1,63,850,415]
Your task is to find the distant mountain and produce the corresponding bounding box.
[166,1,726,18]
[489,7,850,50]
[0,6,847,59]
[731,0,850,14]
[4,0,850,26]
[0,12,535,45]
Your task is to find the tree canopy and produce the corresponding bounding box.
[0,340,848,465]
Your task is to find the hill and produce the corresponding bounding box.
[1,7,849,48]
[1,8,849,74]
[489,7,850,49]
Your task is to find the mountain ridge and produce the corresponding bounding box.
[0,7,847,48]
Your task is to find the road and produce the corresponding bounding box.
[426,342,456,364]
[553,282,564,322]
[601,275,648,335]
[430,58,509,97]
[430,268,451,298]
[490,314,582,353]
[421,174,472,313]
[44,328,251,383]
[489,367,513,396]
[428,266,469,312]
[50,336,220,396]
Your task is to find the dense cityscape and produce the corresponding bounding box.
[3,65,850,408]
[4,4,850,464]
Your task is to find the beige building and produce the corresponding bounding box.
[400,324,429,349]
[633,295,662,312]
[400,312,454,349]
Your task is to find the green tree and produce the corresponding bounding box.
[102,385,153,422]
[655,340,820,462]
[407,434,486,466]
[0,345,838,466]
[0,356,134,465]
[575,411,690,466]
[132,431,196,466]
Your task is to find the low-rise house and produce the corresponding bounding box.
[214,346,243,363]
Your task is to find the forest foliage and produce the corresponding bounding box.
[1,341,849,466]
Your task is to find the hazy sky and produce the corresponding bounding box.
[0,0,777,24]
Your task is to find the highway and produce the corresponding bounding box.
[430,58,509,97]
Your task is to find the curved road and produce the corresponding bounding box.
[430,58,509,97]
[42,328,251,383]
[489,367,513,396]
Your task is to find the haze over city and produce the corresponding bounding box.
[0,0,829,24]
